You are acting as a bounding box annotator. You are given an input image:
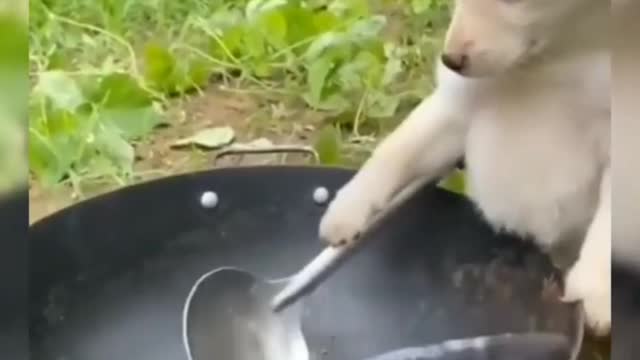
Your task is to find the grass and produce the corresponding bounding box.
[28,0,455,219]
[0,2,28,196]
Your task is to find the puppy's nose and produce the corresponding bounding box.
[441,53,468,73]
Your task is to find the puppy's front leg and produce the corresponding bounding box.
[563,167,611,335]
[319,76,470,247]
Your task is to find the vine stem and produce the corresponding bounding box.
[43,9,141,81]
[352,88,368,137]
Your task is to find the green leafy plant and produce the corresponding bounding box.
[29,0,454,190]
[0,9,28,194]
[29,70,164,186]
[314,124,342,165]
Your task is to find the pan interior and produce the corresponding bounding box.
[28,167,584,360]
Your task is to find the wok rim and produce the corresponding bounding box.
[28,165,356,228]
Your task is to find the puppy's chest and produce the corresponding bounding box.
[463,88,608,244]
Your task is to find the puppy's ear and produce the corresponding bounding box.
[365,333,573,360]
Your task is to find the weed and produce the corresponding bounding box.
[29,0,453,192]
[0,5,28,194]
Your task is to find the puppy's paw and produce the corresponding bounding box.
[562,259,611,336]
[319,183,381,247]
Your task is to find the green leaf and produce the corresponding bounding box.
[314,125,342,165]
[328,0,370,18]
[143,43,176,91]
[366,91,400,119]
[383,44,404,86]
[312,10,340,33]
[145,41,213,95]
[99,106,164,140]
[303,16,386,62]
[347,15,387,42]
[210,25,244,60]
[411,0,435,14]
[32,100,80,136]
[439,169,467,195]
[87,73,162,140]
[245,0,288,20]
[243,27,267,58]
[93,73,153,108]
[46,47,71,70]
[81,154,123,180]
[73,74,103,103]
[307,56,335,105]
[337,50,383,90]
[255,9,288,49]
[33,71,86,111]
[0,14,28,120]
[28,128,68,185]
[172,126,236,149]
[303,92,350,112]
[28,113,85,185]
[0,14,27,70]
[252,61,275,78]
[93,123,135,172]
[184,59,213,90]
[281,5,321,52]
[208,7,244,30]
[303,32,349,61]
[335,62,357,87]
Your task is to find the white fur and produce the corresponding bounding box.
[320,0,611,334]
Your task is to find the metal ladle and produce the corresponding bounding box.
[182,179,427,360]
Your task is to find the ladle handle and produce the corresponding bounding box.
[214,145,320,165]
[271,177,430,312]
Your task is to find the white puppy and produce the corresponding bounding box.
[319,0,611,334]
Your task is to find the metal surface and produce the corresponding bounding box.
[612,265,640,359]
[183,268,308,360]
[29,167,587,360]
[312,187,329,205]
[0,190,28,360]
[214,144,320,165]
[199,191,219,209]
[272,178,431,313]
[363,333,573,360]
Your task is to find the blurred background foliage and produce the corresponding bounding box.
[0,0,28,196]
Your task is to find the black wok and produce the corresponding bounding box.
[0,190,28,360]
[26,166,608,359]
